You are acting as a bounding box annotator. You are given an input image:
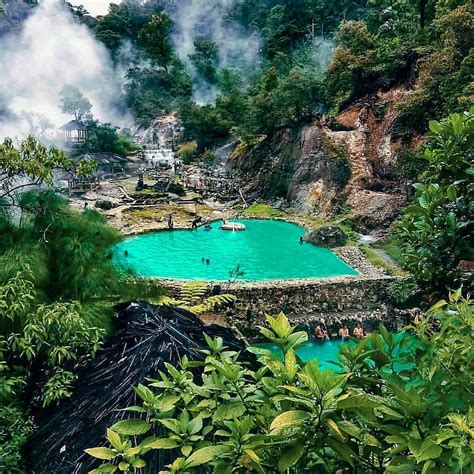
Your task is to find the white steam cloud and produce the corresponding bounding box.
[0,0,128,140]
[166,0,262,104]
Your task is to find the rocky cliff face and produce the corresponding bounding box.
[232,86,415,230]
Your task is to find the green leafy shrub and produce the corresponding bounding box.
[394,109,473,293]
[176,141,198,165]
[0,406,33,473]
[88,292,473,473]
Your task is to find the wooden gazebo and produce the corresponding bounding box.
[60,120,88,147]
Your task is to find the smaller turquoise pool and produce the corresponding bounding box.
[254,332,418,372]
[253,340,346,370]
[114,219,358,281]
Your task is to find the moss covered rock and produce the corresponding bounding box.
[303,225,348,248]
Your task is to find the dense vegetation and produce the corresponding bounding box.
[88,294,473,473]
[85,0,472,152]
[394,109,473,294]
[0,191,120,471]
[0,137,160,471]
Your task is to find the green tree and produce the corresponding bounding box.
[189,38,219,83]
[125,63,192,124]
[278,68,324,122]
[0,135,70,206]
[59,84,92,121]
[394,109,474,293]
[82,120,137,155]
[138,13,174,71]
[94,0,161,55]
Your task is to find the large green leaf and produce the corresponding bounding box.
[188,416,203,435]
[409,439,443,463]
[139,437,179,450]
[337,392,380,409]
[184,445,231,468]
[325,438,355,467]
[110,418,150,436]
[106,429,123,451]
[428,120,442,133]
[277,440,304,472]
[270,410,311,432]
[213,402,246,421]
[84,447,116,460]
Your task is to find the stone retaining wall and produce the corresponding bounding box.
[231,276,394,316]
[161,275,396,319]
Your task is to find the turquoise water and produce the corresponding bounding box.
[254,332,419,372]
[253,340,346,370]
[115,219,358,281]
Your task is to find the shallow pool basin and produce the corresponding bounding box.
[115,219,358,281]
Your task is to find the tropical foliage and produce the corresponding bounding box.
[0,136,70,204]
[395,108,473,292]
[88,291,473,473]
[159,281,236,316]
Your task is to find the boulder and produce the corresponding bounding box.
[95,200,114,210]
[348,191,405,230]
[167,182,186,197]
[303,225,348,248]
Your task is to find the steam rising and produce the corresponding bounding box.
[166,0,262,104]
[0,0,127,140]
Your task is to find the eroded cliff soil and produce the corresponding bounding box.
[232,86,416,230]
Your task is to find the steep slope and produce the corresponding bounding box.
[232,86,415,230]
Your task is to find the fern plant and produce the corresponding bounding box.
[158,281,236,316]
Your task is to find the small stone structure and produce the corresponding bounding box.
[229,276,393,316]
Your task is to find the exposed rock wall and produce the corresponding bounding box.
[232,86,415,230]
[232,123,350,215]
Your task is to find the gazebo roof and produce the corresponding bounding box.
[59,120,88,131]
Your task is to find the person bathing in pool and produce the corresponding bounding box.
[315,323,329,341]
[339,324,350,341]
[353,322,365,339]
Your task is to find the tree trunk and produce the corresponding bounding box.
[419,0,427,29]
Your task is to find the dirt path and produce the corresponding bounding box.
[373,246,401,269]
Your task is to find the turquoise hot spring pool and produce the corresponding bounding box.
[114,219,358,281]
[253,340,346,370]
[253,331,418,372]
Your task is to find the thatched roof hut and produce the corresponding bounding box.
[75,152,131,176]
[27,302,249,473]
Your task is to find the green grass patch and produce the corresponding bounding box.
[377,237,404,265]
[360,245,405,276]
[242,203,286,218]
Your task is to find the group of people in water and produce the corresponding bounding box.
[314,321,365,342]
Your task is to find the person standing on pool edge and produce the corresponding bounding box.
[168,213,174,230]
